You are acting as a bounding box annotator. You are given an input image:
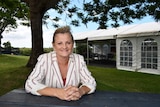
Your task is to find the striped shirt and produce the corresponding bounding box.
[25,51,96,96]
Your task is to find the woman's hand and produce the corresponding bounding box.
[38,86,90,101]
[53,88,71,101]
[53,86,81,101]
[64,85,90,101]
[64,86,82,101]
[37,87,70,101]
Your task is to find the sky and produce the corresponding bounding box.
[1,8,156,48]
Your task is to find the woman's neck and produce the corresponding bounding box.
[57,56,69,65]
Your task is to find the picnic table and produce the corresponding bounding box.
[0,89,160,107]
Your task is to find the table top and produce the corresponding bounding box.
[0,89,160,107]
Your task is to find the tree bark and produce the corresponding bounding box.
[26,7,44,68]
[25,0,60,68]
[0,34,2,55]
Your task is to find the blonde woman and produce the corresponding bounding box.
[25,26,96,101]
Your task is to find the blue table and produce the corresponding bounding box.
[0,89,160,107]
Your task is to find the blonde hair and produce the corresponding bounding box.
[52,26,74,43]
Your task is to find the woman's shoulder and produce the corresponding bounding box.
[71,53,82,57]
[71,53,84,60]
[38,51,55,58]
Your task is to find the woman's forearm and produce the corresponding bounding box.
[37,87,70,100]
[79,86,91,96]
[37,87,58,97]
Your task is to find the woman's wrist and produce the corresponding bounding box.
[79,86,90,96]
[79,87,85,96]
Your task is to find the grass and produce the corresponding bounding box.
[88,66,160,94]
[0,54,160,96]
[0,54,31,96]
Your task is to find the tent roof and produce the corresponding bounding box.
[73,22,160,41]
[73,29,105,40]
[117,22,160,38]
[88,24,137,41]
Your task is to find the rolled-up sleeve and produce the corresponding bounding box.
[25,54,47,96]
[79,56,96,94]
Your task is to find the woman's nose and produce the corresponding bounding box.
[62,43,67,48]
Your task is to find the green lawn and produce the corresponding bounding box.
[88,66,160,94]
[0,54,31,96]
[0,54,160,96]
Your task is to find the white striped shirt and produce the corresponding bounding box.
[25,51,96,95]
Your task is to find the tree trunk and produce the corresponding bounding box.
[0,34,2,55]
[26,11,44,68]
[24,0,60,68]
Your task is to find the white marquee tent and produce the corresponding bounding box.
[73,22,160,75]
[74,22,160,41]
[116,22,160,75]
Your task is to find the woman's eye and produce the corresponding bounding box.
[66,42,71,44]
[57,42,62,45]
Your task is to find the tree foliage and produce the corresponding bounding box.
[0,0,29,54]
[3,41,11,49]
[76,0,160,28]
[0,0,29,34]
[2,41,12,54]
[41,0,160,29]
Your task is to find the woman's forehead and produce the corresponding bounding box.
[54,33,72,40]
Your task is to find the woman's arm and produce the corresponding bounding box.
[78,55,97,94]
[37,87,70,100]
[37,86,88,101]
[79,85,91,96]
[25,54,48,95]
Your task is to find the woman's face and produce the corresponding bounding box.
[53,33,73,58]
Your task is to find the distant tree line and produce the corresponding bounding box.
[0,41,53,56]
[0,41,19,55]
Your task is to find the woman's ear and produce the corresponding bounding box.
[52,42,55,50]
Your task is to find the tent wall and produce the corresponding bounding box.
[74,22,160,75]
[116,35,160,75]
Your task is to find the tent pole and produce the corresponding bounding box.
[87,38,89,65]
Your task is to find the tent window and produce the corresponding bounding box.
[120,40,132,67]
[141,38,158,69]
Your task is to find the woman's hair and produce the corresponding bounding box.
[52,26,74,43]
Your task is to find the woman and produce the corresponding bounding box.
[25,26,96,101]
